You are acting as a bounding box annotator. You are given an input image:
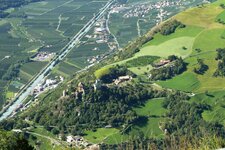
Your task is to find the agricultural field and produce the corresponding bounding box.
[20,61,48,76]
[133,98,167,117]
[108,0,206,47]
[0,0,109,106]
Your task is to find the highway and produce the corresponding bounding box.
[0,0,115,121]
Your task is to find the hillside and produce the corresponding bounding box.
[1,0,225,149]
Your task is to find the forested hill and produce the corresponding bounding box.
[1,0,225,149]
[0,0,42,18]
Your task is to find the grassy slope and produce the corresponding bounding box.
[102,98,167,144]
[133,98,167,116]
[112,0,225,93]
[156,1,225,93]
[28,127,68,150]
[84,128,119,144]
[16,0,225,146]
[190,90,225,125]
[93,1,225,144]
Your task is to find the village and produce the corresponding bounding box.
[10,76,64,117]
[84,15,119,65]
[110,0,210,24]
[32,76,64,97]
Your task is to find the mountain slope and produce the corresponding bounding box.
[1,0,225,149]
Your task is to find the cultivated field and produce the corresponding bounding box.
[108,0,205,47]
[0,0,108,105]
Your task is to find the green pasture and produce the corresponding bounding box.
[104,117,164,145]
[128,66,152,76]
[104,98,167,144]
[143,26,204,46]
[190,90,225,126]
[202,107,225,125]
[84,128,119,144]
[192,28,225,54]
[216,10,225,23]
[134,98,167,116]
[157,72,200,92]
[94,65,113,79]
[28,127,67,150]
[137,37,194,58]
[175,4,224,28]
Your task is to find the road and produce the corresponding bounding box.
[0,0,116,121]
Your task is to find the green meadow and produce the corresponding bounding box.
[91,98,166,145]
[154,1,225,93]
[190,91,225,125]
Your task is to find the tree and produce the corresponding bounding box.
[51,128,59,135]
[0,130,33,150]
[193,59,208,75]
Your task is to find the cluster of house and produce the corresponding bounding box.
[32,52,55,61]
[122,0,184,19]
[66,135,90,148]
[87,55,101,64]
[110,4,128,14]
[84,15,118,65]
[84,19,108,65]
[32,76,64,97]
[66,135,100,149]
[86,18,108,44]
[123,3,152,18]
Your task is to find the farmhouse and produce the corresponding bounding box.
[67,135,83,143]
[32,52,55,61]
[114,75,132,85]
[154,59,171,68]
[66,135,90,148]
